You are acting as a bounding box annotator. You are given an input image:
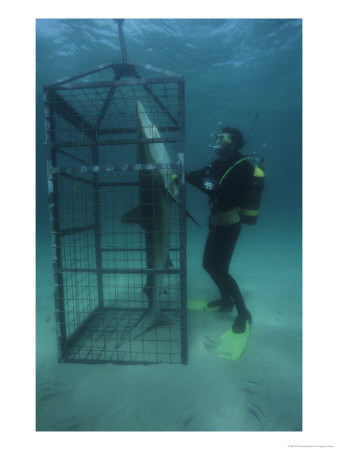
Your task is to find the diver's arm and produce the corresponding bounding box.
[185,166,211,192]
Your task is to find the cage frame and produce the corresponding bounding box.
[43,60,188,364]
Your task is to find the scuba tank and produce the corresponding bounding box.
[239,153,265,225]
[238,114,265,224]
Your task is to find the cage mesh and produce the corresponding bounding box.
[45,65,186,364]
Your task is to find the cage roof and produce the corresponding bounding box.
[44,61,183,90]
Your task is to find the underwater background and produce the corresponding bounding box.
[36,19,302,433]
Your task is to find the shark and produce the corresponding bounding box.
[121,100,182,334]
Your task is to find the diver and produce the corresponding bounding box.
[185,126,265,334]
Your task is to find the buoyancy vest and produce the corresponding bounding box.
[215,154,265,225]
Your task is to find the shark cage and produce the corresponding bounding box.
[43,57,187,364]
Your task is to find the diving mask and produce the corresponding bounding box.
[216,133,232,146]
[208,133,232,153]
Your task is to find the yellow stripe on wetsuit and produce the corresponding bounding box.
[209,209,240,226]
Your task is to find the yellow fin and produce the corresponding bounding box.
[216,321,250,361]
[187,299,208,311]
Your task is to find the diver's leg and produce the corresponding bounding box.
[224,273,252,332]
[217,224,252,333]
[203,223,252,332]
[203,227,234,310]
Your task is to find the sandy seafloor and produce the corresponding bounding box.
[36,212,302,432]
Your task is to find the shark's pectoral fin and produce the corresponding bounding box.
[121,206,140,223]
[121,206,146,229]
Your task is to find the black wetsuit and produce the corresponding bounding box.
[186,151,255,331]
